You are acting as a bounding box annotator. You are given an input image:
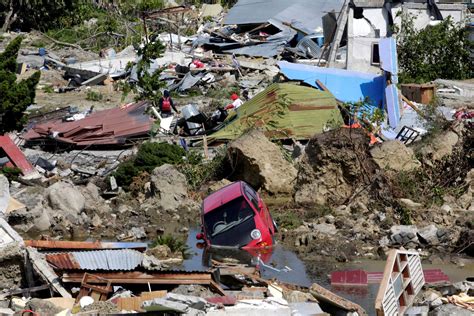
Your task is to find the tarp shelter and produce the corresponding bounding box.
[210,83,340,141]
[278,61,386,107]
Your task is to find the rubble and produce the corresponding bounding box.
[371,141,421,172]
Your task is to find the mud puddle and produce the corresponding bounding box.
[172,227,474,315]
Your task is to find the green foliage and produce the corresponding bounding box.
[181,148,227,189]
[113,142,185,188]
[274,212,302,230]
[398,207,412,225]
[0,37,40,133]
[339,99,385,133]
[43,86,54,93]
[86,90,103,101]
[397,14,473,83]
[304,204,332,220]
[150,234,190,258]
[0,166,21,181]
[126,39,167,105]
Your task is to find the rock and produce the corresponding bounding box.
[150,164,188,212]
[26,298,63,315]
[284,290,315,303]
[46,181,85,214]
[146,245,172,259]
[418,131,459,165]
[399,198,423,211]
[33,208,52,231]
[207,179,232,193]
[0,308,14,315]
[417,225,439,245]
[390,225,419,246]
[227,129,297,195]
[295,128,377,205]
[171,285,214,298]
[311,223,337,235]
[0,175,9,215]
[0,243,24,290]
[371,141,421,172]
[429,304,473,316]
[440,204,453,214]
[91,214,102,227]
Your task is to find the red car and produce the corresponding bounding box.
[196,181,277,249]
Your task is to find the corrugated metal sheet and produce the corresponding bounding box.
[0,135,36,175]
[224,0,343,27]
[26,240,148,250]
[22,101,153,148]
[210,83,340,141]
[46,249,144,271]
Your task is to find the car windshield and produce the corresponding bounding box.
[204,197,255,237]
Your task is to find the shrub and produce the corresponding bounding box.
[181,148,227,190]
[397,14,473,83]
[86,91,103,101]
[0,167,22,181]
[113,142,185,188]
[274,212,302,230]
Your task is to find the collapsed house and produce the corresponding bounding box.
[22,101,153,148]
[210,83,340,141]
[328,0,468,73]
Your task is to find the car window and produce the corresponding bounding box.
[244,185,260,211]
[204,197,254,236]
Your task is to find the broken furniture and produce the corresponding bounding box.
[375,249,425,316]
[76,273,112,303]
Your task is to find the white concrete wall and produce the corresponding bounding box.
[346,4,467,73]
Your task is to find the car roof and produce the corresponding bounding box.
[202,181,245,214]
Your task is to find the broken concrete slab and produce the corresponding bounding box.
[0,175,9,215]
[142,297,189,313]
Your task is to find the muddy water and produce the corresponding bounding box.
[174,227,474,315]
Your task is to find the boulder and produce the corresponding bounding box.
[150,164,188,212]
[46,181,85,215]
[418,130,459,165]
[295,128,377,205]
[370,141,421,172]
[147,245,172,259]
[227,129,297,195]
[417,225,439,245]
[310,223,337,236]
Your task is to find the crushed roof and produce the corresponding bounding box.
[210,83,340,141]
[46,249,144,271]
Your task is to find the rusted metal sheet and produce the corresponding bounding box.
[46,253,81,270]
[25,240,147,251]
[45,250,144,271]
[62,271,215,285]
[375,249,425,316]
[310,283,367,316]
[22,101,153,148]
[0,135,35,175]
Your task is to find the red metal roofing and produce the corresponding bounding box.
[0,135,35,175]
[46,253,81,270]
[22,101,153,147]
[202,181,244,214]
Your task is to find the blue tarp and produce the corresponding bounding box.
[278,61,385,106]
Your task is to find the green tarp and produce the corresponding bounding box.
[210,83,340,141]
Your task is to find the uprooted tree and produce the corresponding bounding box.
[397,14,473,83]
[0,36,41,133]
